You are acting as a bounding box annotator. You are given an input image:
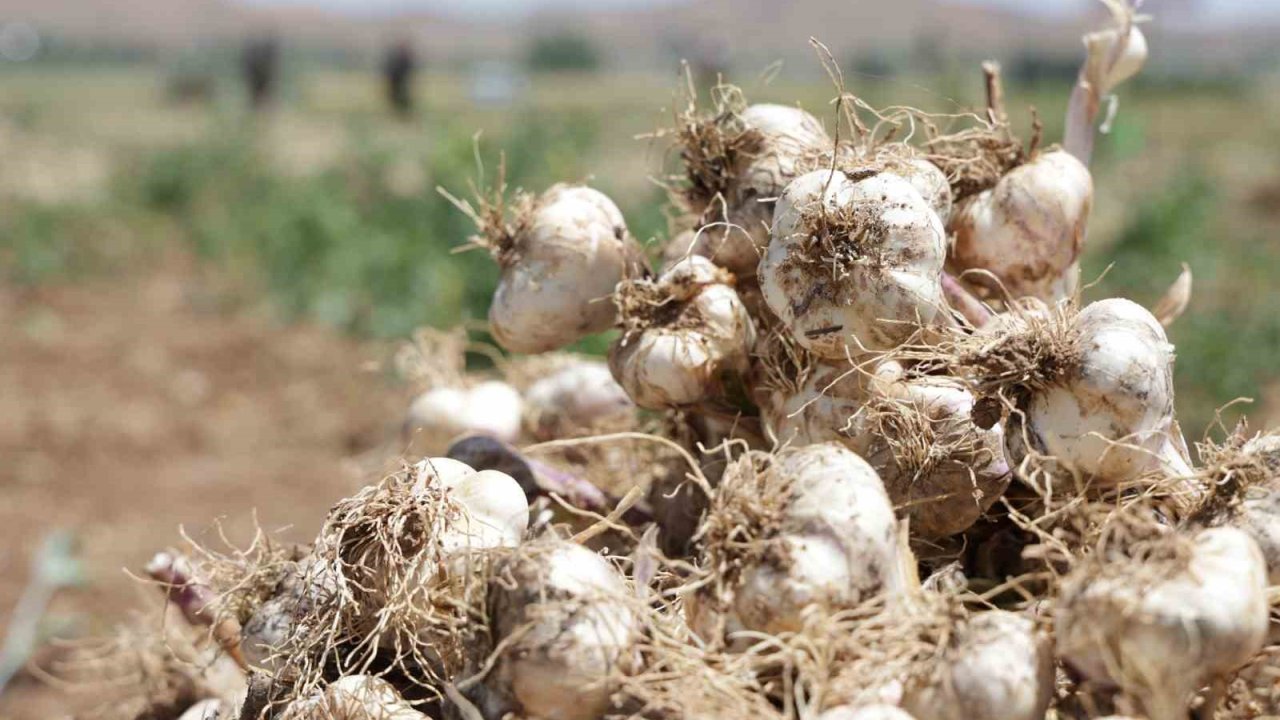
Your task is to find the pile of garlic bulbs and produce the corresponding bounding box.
[93,5,1280,720]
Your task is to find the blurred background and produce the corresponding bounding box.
[0,0,1278,715]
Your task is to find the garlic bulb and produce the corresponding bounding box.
[863,378,1010,539]
[1203,433,1280,583]
[368,456,529,605]
[949,150,1093,303]
[485,184,642,353]
[761,169,948,358]
[766,362,872,450]
[887,157,952,222]
[686,104,831,278]
[901,611,1054,720]
[862,146,953,221]
[485,541,637,720]
[820,706,916,720]
[610,256,755,409]
[1056,527,1269,720]
[241,555,338,673]
[412,456,529,552]
[177,700,224,720]
[693,443,904,637]
[737,104,831,202]
[523,359,633,437]
[767,363,1008,539]
[245,459,527,674]
[406,379,523,455]
[1017,298,1190,490]
[280,675,425,720]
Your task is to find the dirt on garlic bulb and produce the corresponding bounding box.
[691,443,905,639]
[761,168,948,359]
[610,256,755,409]
[483,540,638,720]
[901,610,1054,720]
[1056,526,1269,720]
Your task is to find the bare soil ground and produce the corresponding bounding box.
[0,251,404,718]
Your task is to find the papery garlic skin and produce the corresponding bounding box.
[692,104,831,278]
[177,700,224,720]
[902,611,1054,720]
[766,364,871,451]
[523,359,633,437]
[820,705,916,720]
[490,185,639,353]
[761,169,947,358]
[406,380,523,454]
[1020,298,1188,488]
[412,456,529,552]
[280,675,425,720]
[949,150,1093,303]
[767,363,1008,539]
[610,256,755,409]
[1057,527,1268,718]
[1086,24,1148,97]
[486,541,637,720]
[703,443,904,637]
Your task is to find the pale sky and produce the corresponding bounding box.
[236,0,1280,25]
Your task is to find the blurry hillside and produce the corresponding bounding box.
[1,0,1277,75]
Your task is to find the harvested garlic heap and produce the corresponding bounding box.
[85,5,1280,720]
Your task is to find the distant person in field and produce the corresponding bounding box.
[243,34,280,110]
[384,39,417,117]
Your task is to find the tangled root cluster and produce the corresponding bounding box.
[51,613,244,720]
[792,187,899,274]
[814,594,964,710]
[394,327,469,392]
[862,391,986,487]
[904,301,1082,402]
[439,162,538,267]
[1190,426,1280,524]
[238,462,501,712]
[663,83,765,217]
[922,122,1030,203]
[685,452,793,630]
[615,263,733,338]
